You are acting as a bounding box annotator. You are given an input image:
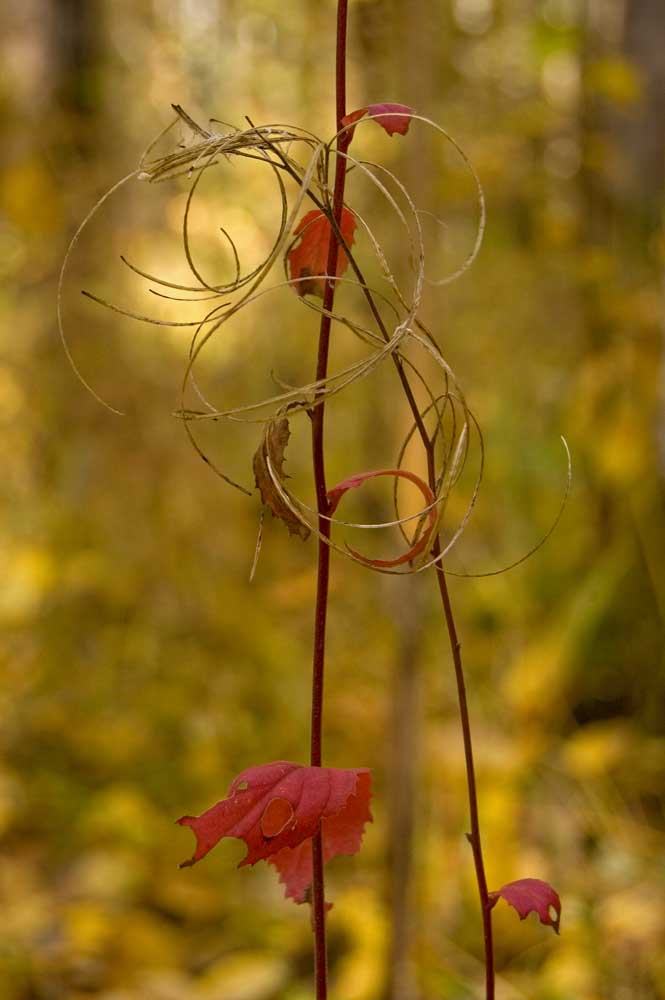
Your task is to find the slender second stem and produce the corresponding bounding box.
[309,3,350,998]
[395,362,495,994]
[432,537,495,999]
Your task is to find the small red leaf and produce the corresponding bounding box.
[178,762,372,904]
[287,208,357,298]
[489,878,561,934]
[327,468,437,568]
[340,107,367,140]
[367,102,415,136]
[341,102,415,141]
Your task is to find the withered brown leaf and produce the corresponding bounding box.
[253,418,310,540]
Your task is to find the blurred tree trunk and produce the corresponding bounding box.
[354,3,439,998]
[579,0,615,346]
[577,0,665,716]
[621,0,665,214]
[620,0,665,486]
[383,582,425,1000]
[620,0,665,655]
[51,0,103,156]
[616,0,665,550]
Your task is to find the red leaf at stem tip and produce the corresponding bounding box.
[488,878,561,934]
[287,208,357,298]
[178,761,372,905]
[341,102,415,141]
[327,468,437,569]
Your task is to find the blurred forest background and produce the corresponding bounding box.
[2,0,664,998]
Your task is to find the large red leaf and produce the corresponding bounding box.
[269,773,370,903]
[287,208,357,298]
[327,468,437,568]
[178,761,371,904]
[488,878,561,934]
[341,102,415,141]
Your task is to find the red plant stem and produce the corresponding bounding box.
[432,535,495,999]
[298,6,493,993]
[309,2,350,998]
[388,358,494,993]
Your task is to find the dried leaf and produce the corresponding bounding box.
[253,418,310,540]
[287,208,357,298]
[178,761,372,904]
[489,878,561,934]
[341,102,415,141]
[327,468,436,568]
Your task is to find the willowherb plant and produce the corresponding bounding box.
[59,3,570,997]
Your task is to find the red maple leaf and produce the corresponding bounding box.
[327,468,437,568]
[287,208,357,298]
[341,102,415,142]
[488,878,561,934]
[178,761,372,904]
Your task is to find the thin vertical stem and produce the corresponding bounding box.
[309,3,350,998]
[395,375,495,995]
[432,537,495,999]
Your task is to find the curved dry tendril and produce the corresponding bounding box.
[255,371,479,576]
[175,128,453,501]
[444,435,572,579]
[333,111,486,288]
[326,469,438,568]
[64,108,561,576]
[57,170,139,415]
[178,133,429,428]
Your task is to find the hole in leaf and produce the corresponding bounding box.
[236,781,249,791]
[260,797,295,838]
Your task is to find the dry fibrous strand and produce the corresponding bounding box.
[58,103,567,579]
